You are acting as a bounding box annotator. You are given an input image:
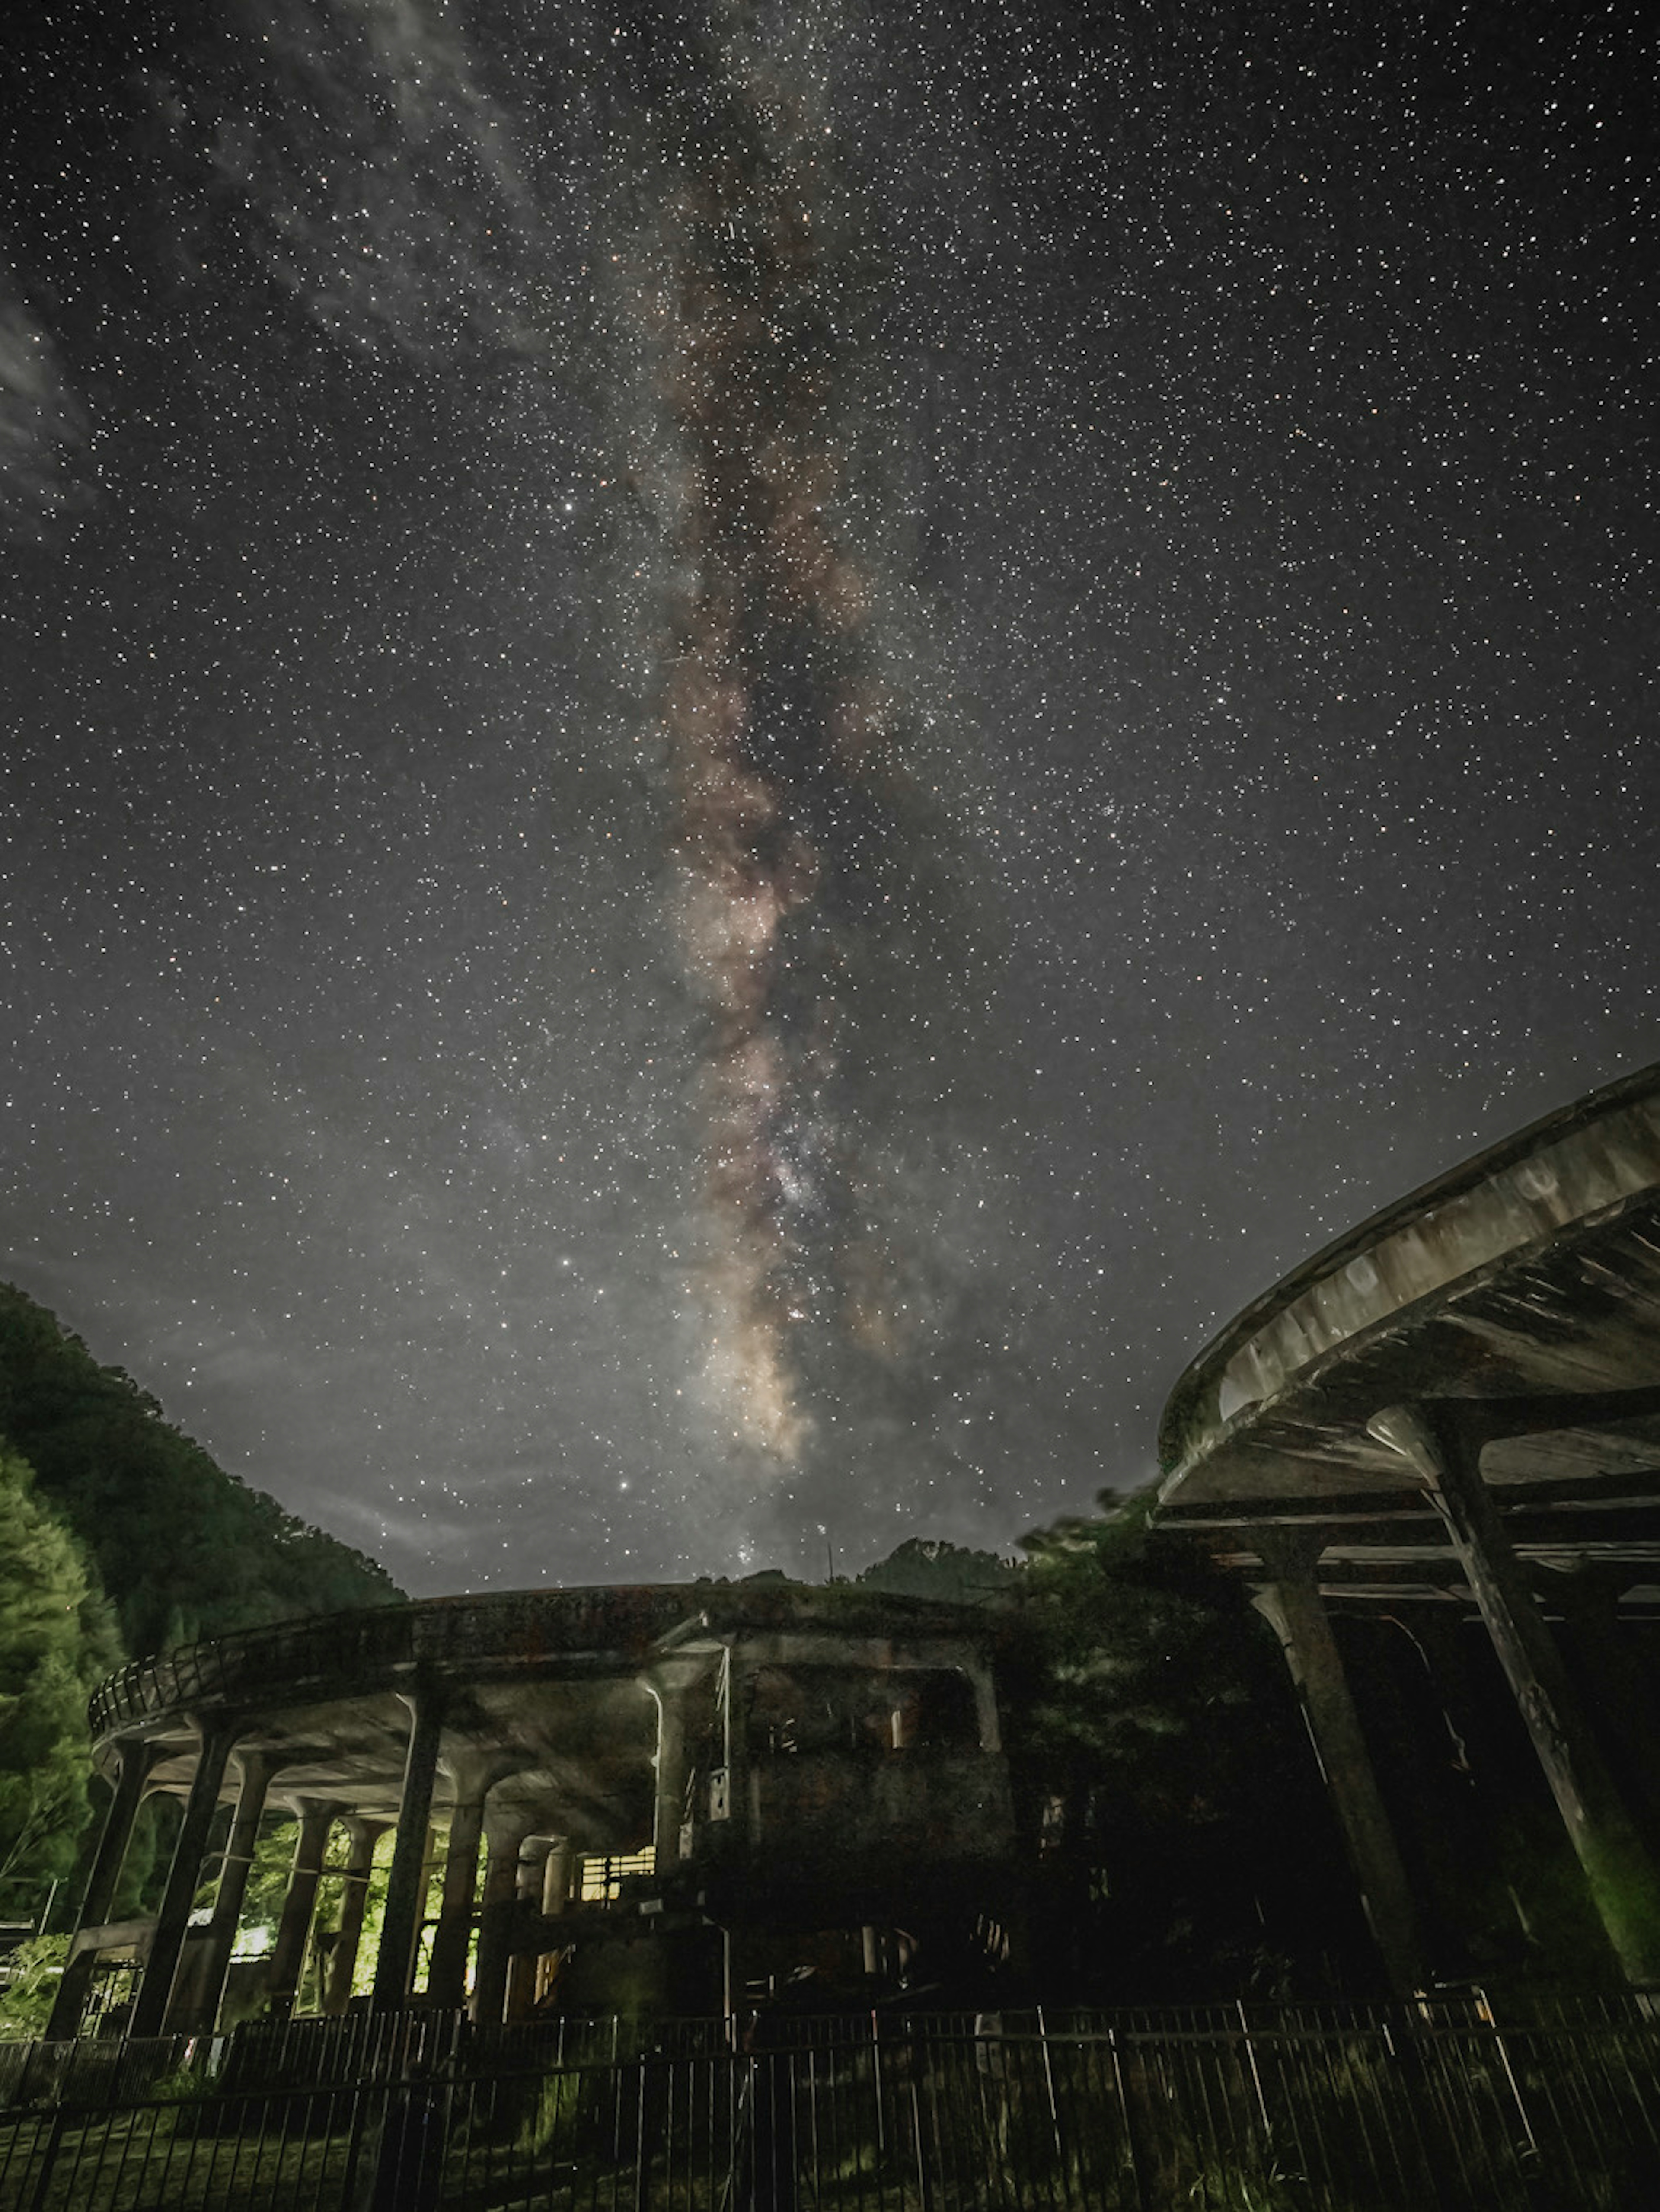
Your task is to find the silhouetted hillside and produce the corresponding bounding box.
[0,1283,401,1657]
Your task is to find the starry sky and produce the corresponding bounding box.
[3,0,1656,1598]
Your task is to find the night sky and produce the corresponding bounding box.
[3,0,1656,1598]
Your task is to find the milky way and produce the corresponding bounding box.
[631,6,990,1487]
[2,0,1657,1593]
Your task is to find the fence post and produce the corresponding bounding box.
[1237,1998,1274,2147]
[22,2107,67,2212]
[368,2062,453,2212]
[635,2055,650,2212]
[1034,2004,1065,2166]
[1108,2028,1152,2212]
[1475,1988,1540,2164]
[910,2078,932,2212]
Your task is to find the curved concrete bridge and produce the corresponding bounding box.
[53,1583,1013,2041]
[1158,1060,1660,1993]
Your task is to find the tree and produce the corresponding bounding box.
[0,1285,404,1933]
[0,1443,121,1911]
[855,1536,1018,1605]
[0,1282,401,1654]
[1013,1490,1370,1998]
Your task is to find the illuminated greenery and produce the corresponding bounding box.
[0,1932,69,2040]
[0,1283,405,1929]
[0,1445,120,1902]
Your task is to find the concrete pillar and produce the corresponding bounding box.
[718,1643,744,1832]
[650,1679,689,1872]
[129,1717,237,2039]
[1251,1529,1425,1998]
[428,1754,516,2009]
[962,1658,1001,1752]
[507,1838,556,2021]
[543,1839,573,1917]
[197,1750,275,2032]
[472,1806,535,2027]
[532,1842,575,2009]
[371,1689,445,2010]
[45,1737,165,2040]
[322,1816,387,2014]
[1373,1401,1660,1986]
[267,1799,339,2021]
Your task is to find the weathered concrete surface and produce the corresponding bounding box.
[1159,1063,1660,1513]
[71,1583,1018,2033]
[1155,1063,1660,1988]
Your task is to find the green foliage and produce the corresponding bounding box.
[854,1536,1018,1606]
[0,1933,69,2042]
[0,1446,121,1896]
[1019,1490,1257,1772]
[0,1282,402,1655]
[1015,1489,1363,1997]
[0,1286,402,1930]
[235,1818,310,1939]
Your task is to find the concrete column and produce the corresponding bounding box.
[718,1643,744,1830]
[533,1843,575,2009]
[197,1749,275,2032]
[1251,1529,1425,1998]
[322,1816,386,2014]
[472,1806,535,2027]
[1373,1402,1660,1985]
[267,1799,340,2020]
[129,1717,238,2039]
[650,1680,689,1871]
[543,1839,573,1917]
[371,1689,445,2010]
[962,1658,1002,1753]
[507,1838,556,2021]
[428,1754,515,2009]
[45,1737,165,2040]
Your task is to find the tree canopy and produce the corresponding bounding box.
[853,1536,1018,1605]
[0,1283,400,1657]
[1012,1491,1371,1998]
[0,1443,121,1902]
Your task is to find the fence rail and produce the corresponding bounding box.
[3,2004,1658,2210]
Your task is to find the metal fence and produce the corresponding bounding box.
[3,2002,1658,2210]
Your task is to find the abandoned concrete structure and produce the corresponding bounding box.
[48,1583,1016,2040]
[1157,1060,1660,1994]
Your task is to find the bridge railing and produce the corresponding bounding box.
[86,1586,704,1738]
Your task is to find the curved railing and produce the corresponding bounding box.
[88,1579,1019,1744]
[1157,1059,1660,1492]
[87,1584,703,1741]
